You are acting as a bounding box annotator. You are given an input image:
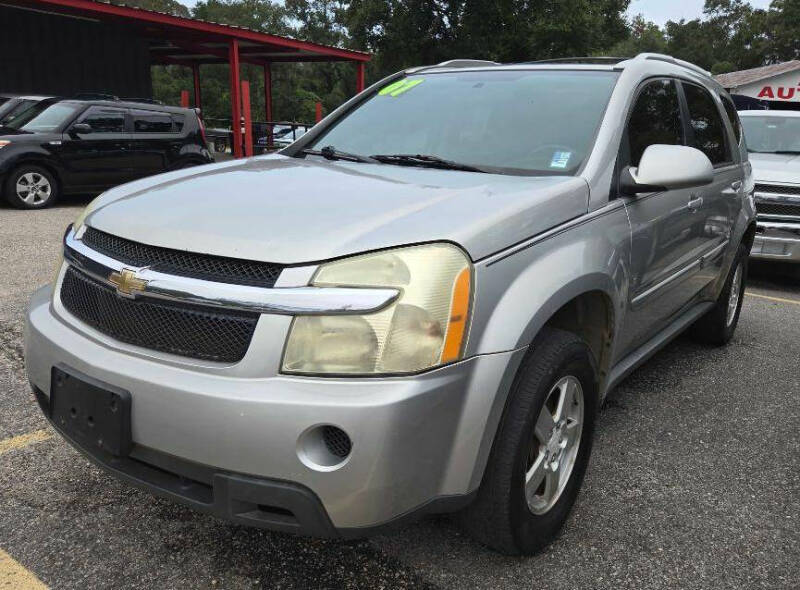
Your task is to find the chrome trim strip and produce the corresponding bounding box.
[63,230,399,316]
[631,239,729,306]
[632,259,702,306]
[756,220,800,234]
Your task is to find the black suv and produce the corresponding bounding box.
[0,98,213,209]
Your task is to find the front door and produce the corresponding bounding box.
[618,78,719,355]
[59,106,135,190]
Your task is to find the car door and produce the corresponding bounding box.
[618,78,718,355]
[678,82,742,286]
[59,106,135,189]
[129,109,183,177]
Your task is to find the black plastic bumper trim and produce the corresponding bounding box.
[33,386,476,539]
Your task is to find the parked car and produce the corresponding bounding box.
[26,53,754,555]
[739,110,800,263]
[257,125,308,149]
[0,93,53,125]
[0,98,213,209]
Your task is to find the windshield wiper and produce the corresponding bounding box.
[300,145,373,163]
[370,153,487,173]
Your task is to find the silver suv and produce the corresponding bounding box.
[739,110,800,263]
[25,53,755,555]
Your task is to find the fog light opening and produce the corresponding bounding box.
[297,424,353,471]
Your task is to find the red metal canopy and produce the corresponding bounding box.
[10,0,371,157]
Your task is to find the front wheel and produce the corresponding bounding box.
[459,328,597,555]
[4,165,59,209]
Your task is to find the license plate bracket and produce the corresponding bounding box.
[50,365,132,457]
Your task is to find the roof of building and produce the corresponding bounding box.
[3,0,371,64]
[714,61,800,89]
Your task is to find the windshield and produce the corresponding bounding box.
[0,99,38,125]
[3,102,82,132]
[304,70,619,175]
[741,115,800,153]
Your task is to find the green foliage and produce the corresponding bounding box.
[145,0,800,124]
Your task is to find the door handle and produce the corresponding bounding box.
[687,196,704,211]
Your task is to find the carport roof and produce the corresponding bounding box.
[4,0,371,65]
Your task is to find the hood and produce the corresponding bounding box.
[0,127,32,137]
[84,155,589,264]
[748,152,800,185]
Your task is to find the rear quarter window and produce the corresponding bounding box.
[720,93,742,146]
[171,114,185,132]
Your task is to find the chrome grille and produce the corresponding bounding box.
[756,201,800,218]
[60,266,258,363]
[754,184,800,197]
[82,227,283,287]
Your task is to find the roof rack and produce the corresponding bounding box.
[408,59,499,73]
[635,53,712,77]
[526,57,627,65]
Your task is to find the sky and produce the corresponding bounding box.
[175,0,774,26]
[626,0,772,26]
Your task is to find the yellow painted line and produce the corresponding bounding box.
[746,291,800,306]
[0,548,47,589]
[0,429,52,457]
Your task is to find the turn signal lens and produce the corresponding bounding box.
[282,243,473,375]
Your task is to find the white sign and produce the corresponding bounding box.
[734,69,800,102]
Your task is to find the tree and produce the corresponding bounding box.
[605,15,667,56]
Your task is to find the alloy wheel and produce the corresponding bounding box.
[525,375,584,515]
[726,262,743,327]
[16,172,52,206]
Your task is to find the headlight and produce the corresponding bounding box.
[282,243,472,375]
[0,140,10,149]
[73,193,104,232]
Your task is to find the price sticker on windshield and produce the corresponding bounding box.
[379,79,424,97]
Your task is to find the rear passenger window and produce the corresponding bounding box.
[683,83,729,165]
[720,93,742,145]
[133,110,174,133]
[625,79,683,167]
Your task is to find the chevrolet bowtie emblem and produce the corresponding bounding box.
[109,268,148,298]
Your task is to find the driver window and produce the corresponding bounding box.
[78,107,125,134]
[623,79,684,168]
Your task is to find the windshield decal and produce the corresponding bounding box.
[549,151,572,169]
[379,79,424,97]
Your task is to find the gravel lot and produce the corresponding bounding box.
[1,199,798,589]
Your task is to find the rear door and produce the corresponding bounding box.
[129,109,183,177]
[678,82,743,285]
[618,78,716,354]
[60,106,135,189]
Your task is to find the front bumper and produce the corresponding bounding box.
[751,220,800,263]
[25,284,524,534]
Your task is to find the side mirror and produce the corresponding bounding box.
[620,144,714,195]
[69,123,92,136]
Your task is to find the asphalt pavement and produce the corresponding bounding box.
[1,198,797,589]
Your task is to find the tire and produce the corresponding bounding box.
[4,165,58,209]
[459,328,598,555]
[690,242,748,346]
